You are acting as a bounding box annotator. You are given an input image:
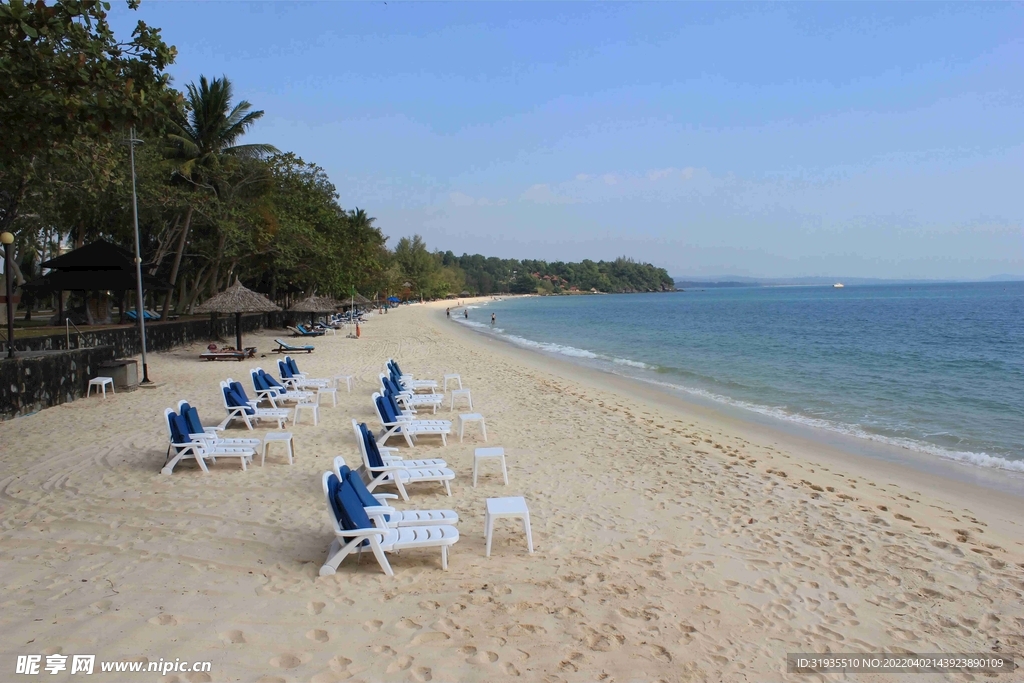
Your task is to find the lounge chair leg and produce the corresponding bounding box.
[369,539,394,577]
[443,480,452,497]
[441,545,449,570]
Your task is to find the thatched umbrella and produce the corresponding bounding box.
[195,280,281,351]
[289,294,337,325]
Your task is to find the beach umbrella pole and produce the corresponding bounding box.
[235,312,243,351]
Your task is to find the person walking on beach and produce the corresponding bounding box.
[446,307,450,319]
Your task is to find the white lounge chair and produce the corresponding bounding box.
[372,392,451,447]
[319,472,459,577]
[250,368,313,407]
[163,408,255,475]
[352,420,447,469]
[353,420,455,500]
[333,456,458,528]
[278,356,330,390]
[379,373,443,413]
[176,400,262,451]
[387,359,438,393]
[220,380,290,430]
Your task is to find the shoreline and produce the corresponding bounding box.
[447,296,1024,492]
[437,298,1024,546]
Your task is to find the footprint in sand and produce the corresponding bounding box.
[219,630,245,644]
[327,656,352,673]
[363,619,383,632]
[148,614,178,626]
[269,654,302,669]
[411,631,450,646]
[386,655,414,673]
[396,617,422,630]
[412,666,433,682]
[306,629,329,642]
[307,601,325,615]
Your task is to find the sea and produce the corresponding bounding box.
[455,282,1024,474]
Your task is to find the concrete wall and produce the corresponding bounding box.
[0,346,118,419]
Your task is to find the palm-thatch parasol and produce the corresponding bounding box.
[289,294,338,324]
[195,280,281,351]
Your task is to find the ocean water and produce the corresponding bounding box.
[456,283,1024,473]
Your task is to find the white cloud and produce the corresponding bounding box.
[520,183,578,205]
[449,191,507,207]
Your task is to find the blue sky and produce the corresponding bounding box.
[111,2,1024,279]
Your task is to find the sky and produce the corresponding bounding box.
[109,2,1024,279]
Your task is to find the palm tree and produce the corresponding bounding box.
[161,75,277,315]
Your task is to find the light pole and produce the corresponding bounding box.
[1,231,14,359]
[128,127,151,384]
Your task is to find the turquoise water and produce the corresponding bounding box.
[457,283,1024,472]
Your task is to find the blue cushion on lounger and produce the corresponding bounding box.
[183,406,204,436]
[376,396,397,424]
[326,473,344,524]
[169,413,191,446]
[385,392,403,418]
[287,357,300,375]
[334,479,373,534]
[360,423,385,469]
[261,370,285,389]
[227,388,255,415]
[279,360,293,378]
[230,381,250,401]
[344,469,390,522]
[252,371,268,391]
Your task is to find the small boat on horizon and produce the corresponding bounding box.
[833,282,845,288]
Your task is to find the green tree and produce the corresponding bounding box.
[161,74,277,313]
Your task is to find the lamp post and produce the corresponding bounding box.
[1,231,14,358]
[128,127,151,384]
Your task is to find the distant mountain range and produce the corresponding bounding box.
[673,275,1024,288]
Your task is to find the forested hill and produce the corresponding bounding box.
[440,253,676,295]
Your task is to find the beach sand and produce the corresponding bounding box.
[1,300,1022,682]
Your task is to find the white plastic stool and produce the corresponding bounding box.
[317,386,337,407]
[474,447,508,487]
[485,496,533,557]
[262,431,294,466]
[87,377,114,398]
[333,374,353,393]
[293,401,320,426]
[443,373,462,391]
[449,388,472,411]
[458,413,486,442]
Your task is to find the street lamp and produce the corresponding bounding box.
[1,231,15,359]
[128,127,151,384]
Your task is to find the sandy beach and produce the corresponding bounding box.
[2,300,1023,682]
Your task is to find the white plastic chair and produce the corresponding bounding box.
[220,380,290,430]
[319,472,459,577]
[352,420,455,500]
[333,456,458,527]
[371,392,451,448]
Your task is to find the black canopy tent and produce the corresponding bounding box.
[21,240,170,324]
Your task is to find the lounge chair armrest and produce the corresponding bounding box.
[378,446,400,455]
[335,526,387,541]
[368,462,408,473]
[372,493,399,502]
[364,504,397,515]
[203,426,222,434]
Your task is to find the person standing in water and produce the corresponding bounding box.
[491,313,496,325]
[464,309,469,319]
[446,307,450,319]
